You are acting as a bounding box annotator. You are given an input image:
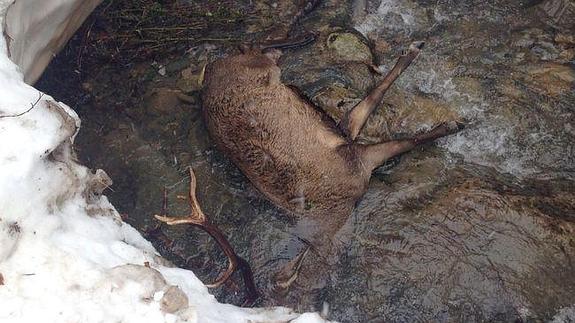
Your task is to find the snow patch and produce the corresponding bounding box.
[0,0,332,322]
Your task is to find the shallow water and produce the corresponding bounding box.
[37,0,575,321]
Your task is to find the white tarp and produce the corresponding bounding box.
[3,0,102,84]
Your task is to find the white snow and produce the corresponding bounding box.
[0,1,331,322]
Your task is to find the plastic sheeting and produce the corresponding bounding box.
[3,0,101,84]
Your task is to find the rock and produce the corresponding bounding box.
[311,83,360,122]
[356,88,460,143]
[500,79,525,101]
[175,92,196,104]
[526,63,575,96]
[513,36,535,48]
[559,48,575,62]
[392,93,459,133]
[539,0,575,29]
[327,32,373,63]
[144,87,185,116]
[373,37,391,55]
[176,67,204,93]
[513,52,526,64]
[166,57,191,74]
[530,41,561,60]
[81,82,93,92]
[555,33,575,45]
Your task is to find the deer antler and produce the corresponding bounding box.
[154,167,259,304]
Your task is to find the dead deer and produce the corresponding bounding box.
[196,40,463,294]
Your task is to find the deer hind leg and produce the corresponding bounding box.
[273,244,311,295]
[272,207,354,295]
[339,41,425,141]
[360,121,464,172]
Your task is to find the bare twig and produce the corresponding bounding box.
[0,92,44,119]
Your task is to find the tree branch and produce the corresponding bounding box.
[0,92,44,119]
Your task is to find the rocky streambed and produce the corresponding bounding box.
[37,0,574,322]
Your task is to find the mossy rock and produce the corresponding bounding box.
[327,32,373,63]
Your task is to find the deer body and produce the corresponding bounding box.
[202,53,370,228]
[199,43,462,293]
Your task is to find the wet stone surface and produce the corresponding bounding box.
[37,0,574,322]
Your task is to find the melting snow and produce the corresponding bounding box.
[0,0,330,322]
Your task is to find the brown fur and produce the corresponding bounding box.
[202,52,370,243]
[201,46,460,250]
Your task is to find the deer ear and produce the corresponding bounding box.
[263,49,282,63]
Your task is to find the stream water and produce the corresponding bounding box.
[37,0,574,322]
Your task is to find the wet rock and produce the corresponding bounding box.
[531,41,561,61]
[554,33,575,46]
[176,67,204,94]
[539,0,575,29]
[166,57,191,74]
[513,30,538,48]
[553,33,575,62]
[370,33,392,55]
[511,28,564,61]
[346,161,575,322]
[176,92,196,105]
[311,83,360,122]
[326,32,373,63]
[558,48,575,62]
[525,63,575,96]
[513,52,527,64]
[499,79,526,102]
[354,0,432,36]
[81,82,93,92]
[144,87,186,116]
[366,90,459,141]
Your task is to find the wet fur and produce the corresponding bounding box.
[201,46,458,249]
[202,52,369,244]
